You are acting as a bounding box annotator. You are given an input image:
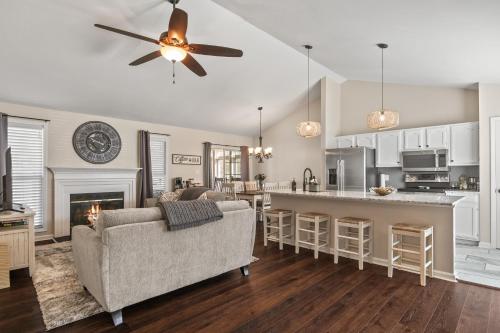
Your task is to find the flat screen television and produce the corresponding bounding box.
[1,147,23,212]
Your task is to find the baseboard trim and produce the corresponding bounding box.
[35,234,55,242]
[479,242,492,249]
[275,239,457,283]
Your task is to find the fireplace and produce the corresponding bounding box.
[70,192,124,230]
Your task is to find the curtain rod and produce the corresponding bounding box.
[147,131,170,137]
[205,142,244,148]
[7,115,50,122]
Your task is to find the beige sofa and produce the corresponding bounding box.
[72,200,255,326]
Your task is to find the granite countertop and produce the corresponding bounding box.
[268,189,464,207]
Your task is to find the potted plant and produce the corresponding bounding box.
[254,173,266,190]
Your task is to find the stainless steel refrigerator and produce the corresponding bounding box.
[325,147,376,191]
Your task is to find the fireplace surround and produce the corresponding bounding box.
[49,167,140,237]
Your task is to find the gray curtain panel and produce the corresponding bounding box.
[203,142,212,188]
[0,114,7,202]
[240,146,249,181]
[138,130,153,208]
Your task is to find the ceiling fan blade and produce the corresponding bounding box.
[188,44,243,57]
[94,24,160,45]
[129,50,162,66]
[182,53,207,77]
[167,8,188,43]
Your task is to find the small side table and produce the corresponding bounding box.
[0,209,35,277]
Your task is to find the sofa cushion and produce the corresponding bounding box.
[95,207,163,237]
[216,200,250,212]
[178,187,210,201]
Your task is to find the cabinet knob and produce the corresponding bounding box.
[418,145,421,148]
[451,160,454,162]
[426,144,429,147]
[397,161,400,164]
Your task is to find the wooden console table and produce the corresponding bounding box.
[0,209,35,277]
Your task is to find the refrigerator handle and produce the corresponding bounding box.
[336,159,340,186]
[340,160,345,191]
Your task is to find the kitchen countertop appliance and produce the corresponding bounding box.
[401,149,449,172]
[325,147,376,191]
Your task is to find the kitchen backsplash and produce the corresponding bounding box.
[377,166,479,189]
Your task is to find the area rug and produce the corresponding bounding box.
[34,242,260,330]
[33,241,103,331]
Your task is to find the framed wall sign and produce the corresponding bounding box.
[172,154,201,165]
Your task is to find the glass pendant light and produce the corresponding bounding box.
[367,43,399,130]
[297,45,321,138]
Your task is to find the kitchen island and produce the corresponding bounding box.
[269,189,464,280]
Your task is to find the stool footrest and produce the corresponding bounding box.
[298,240,328,247]
[267,224,292,229]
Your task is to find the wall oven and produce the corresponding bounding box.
[401,149,449,172]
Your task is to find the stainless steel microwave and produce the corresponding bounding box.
[401,149,449,172]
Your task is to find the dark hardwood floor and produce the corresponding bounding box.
[2,224,500,333]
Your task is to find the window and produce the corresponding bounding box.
[150,134,169,195]
[211,146,241,182]
[8,118,47,230]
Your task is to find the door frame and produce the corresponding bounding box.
[490,117,500,248]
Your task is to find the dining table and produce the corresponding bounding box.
[236,190,264,221]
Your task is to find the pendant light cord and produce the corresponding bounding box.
[307,46,310,122]
[381,46,384,110]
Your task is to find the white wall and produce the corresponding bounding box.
[0,101,253,236]
[254,98,322,184]
[340,81,479,135]
[479,84,500,246]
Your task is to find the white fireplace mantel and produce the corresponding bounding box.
[49,167,141,237]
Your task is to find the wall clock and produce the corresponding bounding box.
[73,121,121,164]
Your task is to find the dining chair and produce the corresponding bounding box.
[222,183,237,200]
[232,181,245,194]
[278,181,292,190]
[256,182,278,222]
[213,177,224,192]
[244,181,258,192]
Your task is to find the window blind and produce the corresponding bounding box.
[150,134,168,194]
[8,121,46,229]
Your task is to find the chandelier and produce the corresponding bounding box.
[367,43,399,130]
[249,106,272,163]
[297,45,321,138]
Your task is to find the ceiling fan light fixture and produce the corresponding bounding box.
[161,45,187,62]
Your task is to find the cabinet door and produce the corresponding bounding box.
[376,131,402,167]
[450,122,479,165]
[336,136,355,148]
[403,128,424,150]
[454,202,479,241]
[425,126,449,149]
[355,133,376,148]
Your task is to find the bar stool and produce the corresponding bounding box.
[263,209,294,250]
[334,217,373,270]
[388,224,434,286]
[295,212,330,259]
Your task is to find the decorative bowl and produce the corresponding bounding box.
[370,186,395,196]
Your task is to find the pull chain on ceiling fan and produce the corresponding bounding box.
[94,0,243,83]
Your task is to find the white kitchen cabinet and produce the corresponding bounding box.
[450,122,479,166]
[446,191,479,241]
[355,133,376,148]
[425,125,449,149]
[376,131,402,167]
[336,135,356,148]
[403,128,424,150]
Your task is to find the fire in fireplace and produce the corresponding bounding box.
[70,192,124,230]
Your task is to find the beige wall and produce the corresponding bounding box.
[479,84,500,246]
[340,80,479,135]
[0,102,252,237]
[255,98,322,184]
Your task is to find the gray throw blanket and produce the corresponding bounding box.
[159,200,223,231]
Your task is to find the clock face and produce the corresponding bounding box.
[73,121,121,164]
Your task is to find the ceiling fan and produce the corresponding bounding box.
[94,0,243,82]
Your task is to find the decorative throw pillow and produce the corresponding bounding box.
[158,191,180,202]
[197,192,208,200]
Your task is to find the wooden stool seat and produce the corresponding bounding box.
[295,212,330,259]
[334,216,373,270]
[392,224,433,233]
[265,208,293,216]
[298,212,330,219]
[388,223,434,286]
[263,208,294,250]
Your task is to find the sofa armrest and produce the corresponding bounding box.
[72,226,110,311]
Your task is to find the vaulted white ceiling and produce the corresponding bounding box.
[0,0,342,136]
[214,0,500,88]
